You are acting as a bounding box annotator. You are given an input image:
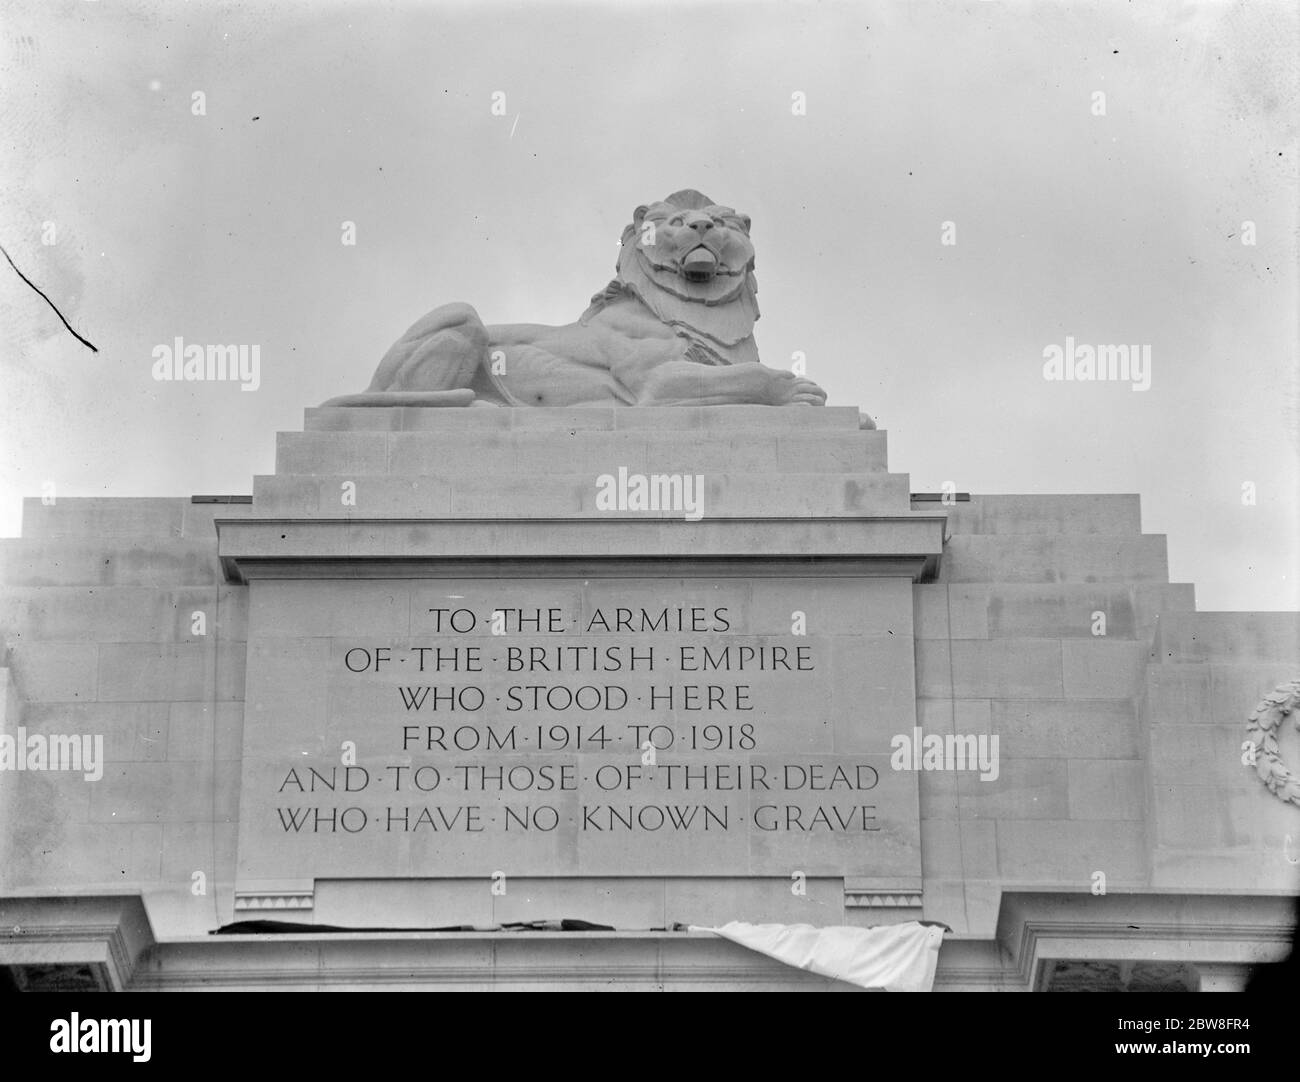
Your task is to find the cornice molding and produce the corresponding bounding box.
[215,515,946,584]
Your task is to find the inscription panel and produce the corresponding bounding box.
[236,576,921,881]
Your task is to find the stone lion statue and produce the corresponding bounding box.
[323,189,829,408]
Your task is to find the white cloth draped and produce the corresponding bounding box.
[693,920,945,991]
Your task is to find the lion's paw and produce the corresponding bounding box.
[768,370,828,407]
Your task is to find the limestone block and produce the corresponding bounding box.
[304,406,438,432]
[0,540,223,587]
[2,666,19,724]
[749,575,912,635]
[217,642,246,702]
[1143,664,1213,726]
[941,534,1169,584]
[275,431,388,475]
[121,824,169,884]
[449,475,591,515]
[21,497,186,539]
[611,405,862,431]
[913,640,953,698]
[920,879,969,935]
[641,434,777,474]
[579,472,913,517]
[249,581,411,638]
[923,821,1002,886]
[217,586,250,639]
[917,639,1063,698]
[995,820,1146,883]
[1152,612,1300,665]
[6,642,98,701]
[1061,640,1148,699]
[920,587,987,637]
[986,584,1136,639]
[956,759,1069,820]
[74,824,166,889]
[1209,663,1300,726]
[945,586,990,638]
[167,702,244,761]
[306,405,488,431]
[918,768,958,819]
[700,473,912,516]
[396,430,675,476]
[240,638,330,754]
[312,879,496,928]
[960,820,999,877]
[1151,848,1300,892]
[969,494,1142,535]
[23,701,169,762]
[160,821,238,888]
[921,819,962,877]
[776,430,888,472]
[1131,583,1196,635]
[455,471,914,518]
[497,407,619,432]
[490,878,667,928]
[1148,725,1254,788]
[664,877,843,927]
[831,634,917,754]
[915,698,992,748]
[0,767,93,865]
[1,797,164,891]
[992,699,1139,759]
[489,939,663,992]
[251,476,321,515]
[1067,760,1146,819]
[913,585,988,640]
[913,585,949,640]
[89,761,215,823]
[1152,787,1270,849]
[387,430,526,476]
[536,431,674,474]
[213,760,241,822]
[97,642,246,702]
[0,586,243,643]
[961,880,1003,938]
[304,405,512,432]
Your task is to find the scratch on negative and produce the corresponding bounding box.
[0,240,99,353]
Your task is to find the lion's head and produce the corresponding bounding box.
[627,190,755,295]
[584,190,760,362]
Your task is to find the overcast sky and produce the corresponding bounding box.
[2,0,1296,611]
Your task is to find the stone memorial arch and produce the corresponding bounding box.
[1,191,1295,991]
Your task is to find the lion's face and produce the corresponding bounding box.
[622,194,755,305]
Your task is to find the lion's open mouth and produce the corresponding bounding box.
[680,246,718,283]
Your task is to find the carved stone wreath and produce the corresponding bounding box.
[1244,680,1300,807]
